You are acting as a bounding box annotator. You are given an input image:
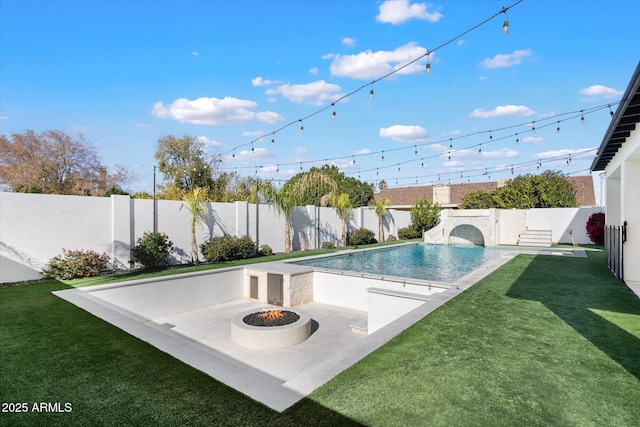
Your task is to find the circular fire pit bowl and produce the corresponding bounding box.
[231,308,311,350]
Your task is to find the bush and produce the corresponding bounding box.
[131,232,174,268]
[43,249,110,280]
[258,244,273,257]
[586,212,605,245]
[387,235,397,241]
[398,225,422,240]
[347,228,377,246]
[321,241,335,249]
[200,235,256,263]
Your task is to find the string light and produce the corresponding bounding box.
[609,104,614,118]
[531,122,536,133]
[381,151,385,162]
[331,104,336,120]
[414,145,418,156]
[426,51,432,75]
[218,1,524,160]
[515,133,519,145]
[556,121,561,134]
[501,7,509,34]
[580,110,585,124]
[299,120,304,133]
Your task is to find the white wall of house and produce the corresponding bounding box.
[604,129,640,287]
[0,192,410,282]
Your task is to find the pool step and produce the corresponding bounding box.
[518,229,552,247]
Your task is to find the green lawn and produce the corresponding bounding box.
[1,249,639,426]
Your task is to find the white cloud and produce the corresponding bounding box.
[293,147,308,154]
[443,160,464,169]
[480,49,532,69]
[328,42,430,80]
[134,123,151,128]
[376,0,442,24]
[578,85,623,99]
[479,76,488,82]
[191,51,199,56]
[342,37,356,47]
[354,148,372,155]
[535,148,595,160]
[457,40,465,46]
[539,111,556,118]
[265,80,344,106]
[0,116,7,120]
[379,124,429,143]
[151,96,284,125]
[453,147,518,160]
[522,136,544,144]
[197,135,222,148]
[309,67,318,74]
[441,129,460,137]
[241,130,263,138]
[470,105,535,118]
[252,76,279,87]
[232,147,273,161]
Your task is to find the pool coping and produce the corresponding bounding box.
[52,245,584,412]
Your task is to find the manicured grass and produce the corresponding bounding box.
[310,250,640,426]
[1,248,639,426]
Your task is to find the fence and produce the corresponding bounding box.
[605,223,626,280]
[0,192,410,281]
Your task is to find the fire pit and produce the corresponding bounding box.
[231,308,311,350]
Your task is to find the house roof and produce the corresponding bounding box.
[591,61,640,172]
[375,175,596,207]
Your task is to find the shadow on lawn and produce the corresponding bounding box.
[506,255,640,380]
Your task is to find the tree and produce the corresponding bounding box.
[459,190,497,209]
[180,187,208,265]
[332,193,353,246]
[265,171,337,253]
[375,197,391,242]
[410,197,441,236]
[459,170,578,209]
[586,212,605,245]
[155,135,218,198]
[0,129,130,195]
[287,165,374,207]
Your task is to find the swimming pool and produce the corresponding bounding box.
[292,243,508,283]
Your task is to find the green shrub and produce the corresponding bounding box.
[347,228,377,246]
[398,225,422,240]
[131,232,174,268]
[258,244,273,257]
[387,234,397,241]
[321,241,335,249]
[43,249,110,280]
[200,235,256,263]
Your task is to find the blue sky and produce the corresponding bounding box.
[1,0,639,195]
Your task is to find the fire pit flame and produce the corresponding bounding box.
[257,309,285,323]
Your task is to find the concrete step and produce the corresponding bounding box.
[518,229,552,247]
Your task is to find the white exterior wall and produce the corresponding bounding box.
[368,291,427,334]
[0,192,411,282]
[86,268,244,319]
[605,128,640,287]
[526,207,603,244]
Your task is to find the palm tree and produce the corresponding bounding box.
[332,192,352,246]
[375,197,391,242]
[267,171,337,253]
[180,186,207,265]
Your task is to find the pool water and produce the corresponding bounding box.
[293,244,507,283]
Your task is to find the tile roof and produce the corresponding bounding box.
[375,175,595,207]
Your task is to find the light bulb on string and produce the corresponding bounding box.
[232,151,236,159]
[381,151,385,161]
[489,131,493,142]
[609,105,614,118]
[376,168,379,176]
[251,143,255,153]
[531,122,536,133]
[580,111,585,124]
[276,164,279,173]
[515,133,519,145]
[271,137,275,146]
[352,155,356,166]
[501,8,509,35]
[414,145,418,156]
[369,89,374,100]
[556,121,561,134]
[331,104,336,120]
[478,143,482,154]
